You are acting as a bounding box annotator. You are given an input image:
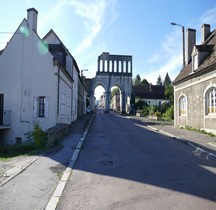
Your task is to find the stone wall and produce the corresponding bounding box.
[47,123,68,145]
[174,70,216,133]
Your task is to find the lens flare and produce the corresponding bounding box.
[37,40,49,55]
[19,26,30,37]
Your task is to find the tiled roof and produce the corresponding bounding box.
[133,84,165,100]
[173,29,216,85]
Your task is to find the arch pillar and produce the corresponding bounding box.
[89,91,95,110]
[104,91,110,113]
[120,91,126,114]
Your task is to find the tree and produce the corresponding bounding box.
[165,84,174,105]
[133,74,141,85]
[163,72,172,86]
[156,74,163,85]
[141,78,149,85]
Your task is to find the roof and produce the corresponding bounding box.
[173,29,216,85]
[133,84,165,100]
[43,29,80,74]
[83,78,92,96]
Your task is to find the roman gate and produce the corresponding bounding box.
[89,52,132,113]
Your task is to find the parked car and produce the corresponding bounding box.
[86,107,91,114]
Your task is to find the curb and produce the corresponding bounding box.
[45,114,94,210]
[147,125,216,159]
[0,158,37,187]
[128,116,216,159]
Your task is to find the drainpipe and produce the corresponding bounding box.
[57,66,60,122]
[53,59,60,123]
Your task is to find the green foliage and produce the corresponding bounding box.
[142,106,149,116]
[165,84,174,105]
[185,125,216,137]
[148,106,155,116]
[163,72,172,86]
[0,144,35,158]
[155,111,161,118]
[140,79,149,85]
[130,91,135,106]
[30,122,47,149]
[162,105,174,121]
[135,100,148,110]
[156,74,163,85]
[133,74,141,85]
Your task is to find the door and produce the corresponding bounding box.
[0,94,4,125]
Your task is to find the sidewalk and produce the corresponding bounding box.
[129,116,216,158]
[0,113,93,187]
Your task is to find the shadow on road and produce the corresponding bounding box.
[61,110,216,203]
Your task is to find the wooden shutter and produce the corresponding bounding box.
[44,97,49,118]
[33,96,38,117]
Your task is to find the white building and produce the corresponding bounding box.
[0,8,86,145]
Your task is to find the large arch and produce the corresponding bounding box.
[90,52,133,113]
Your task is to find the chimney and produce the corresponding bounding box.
[185,28,196,65]
[201,24,210,43]
[27,8,38,32]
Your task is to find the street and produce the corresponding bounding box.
[57,109,216,210]
[0,109,216,210]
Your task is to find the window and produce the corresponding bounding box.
[207,88,216,114]
[33,96,49,118]
[193,54,198,71]
[179,95,186,115]
[39,96,45,117]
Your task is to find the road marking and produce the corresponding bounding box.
[45,115,94,210]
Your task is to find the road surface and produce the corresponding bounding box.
[57,109,216,210]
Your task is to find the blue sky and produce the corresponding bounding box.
[1,0,216,86]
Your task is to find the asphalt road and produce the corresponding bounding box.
[57,109,216,210]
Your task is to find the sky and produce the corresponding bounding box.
[1,0,216,98]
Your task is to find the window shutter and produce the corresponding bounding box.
[33,96,38,117]
[44,97,49,118]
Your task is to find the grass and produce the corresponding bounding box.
[0,157,12,161]
[185,125,216,137]
[0,140,61,159]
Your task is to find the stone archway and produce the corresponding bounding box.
[90,52,132,113]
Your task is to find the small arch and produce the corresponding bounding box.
[178,93,187,116]
[204,86,216,115]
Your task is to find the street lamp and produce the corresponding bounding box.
[81,69,88,77]
[171,22,185,68]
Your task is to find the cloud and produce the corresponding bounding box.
[38,1,68,31]
[144,25,184,83]
[148,53,161,63]
[199,6,216,26]
[69,0,118,54]
[142,53,182,84]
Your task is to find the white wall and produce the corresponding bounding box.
[0,20,73,144]
[72,63,79,121]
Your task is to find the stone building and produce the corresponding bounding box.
[173,24,216,134]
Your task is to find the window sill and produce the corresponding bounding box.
[205,114,216,118]
[179,114,187,117]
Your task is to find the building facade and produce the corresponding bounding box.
[133,84,167,107]
[173,24,216,134]
[0,8,86,144]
